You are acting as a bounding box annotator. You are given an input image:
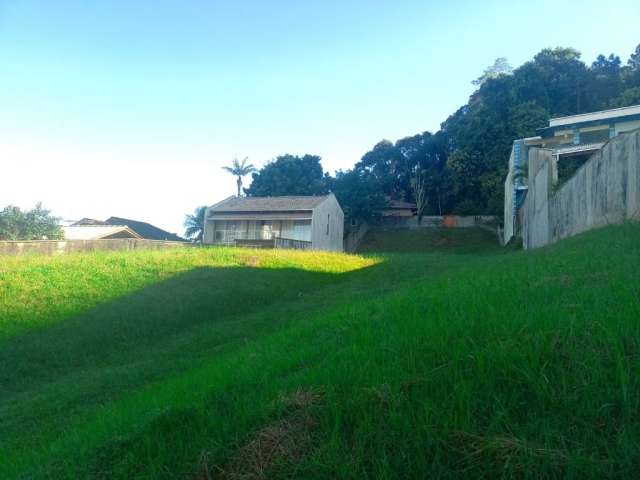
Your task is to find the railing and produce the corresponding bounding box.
[274,237,312,250]
[213,230,275,246]
[212,230,312,250]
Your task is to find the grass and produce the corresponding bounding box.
[1,225,639,479]
[357,226,502,254]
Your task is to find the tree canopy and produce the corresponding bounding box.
[245,154,329,197]
[238,43,640,224]
[346,44,640,216]
[0,203,62,240]
[183,206,206,242]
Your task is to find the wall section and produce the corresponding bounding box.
[523,129,640,249]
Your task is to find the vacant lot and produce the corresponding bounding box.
[1,225,639,479]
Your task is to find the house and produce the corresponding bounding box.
[381,197,417,218]
[203,194,344,251]
[503,104,640,243]
[62,224,141,240]
[103,217,184,241]
[64,217,184,241]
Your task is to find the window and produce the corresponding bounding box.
[580,128,609,144]
[326,214,330,235]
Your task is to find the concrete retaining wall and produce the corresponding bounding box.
[0,239,190,256]
[523,129,640,249]
[343,222,370,253]
[379,215,499,230]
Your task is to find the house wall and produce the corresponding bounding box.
[203,219,215,244]
[615,119,640,136]
[203,218,312,245]
[523,129,640,249]
[311,194,344,251]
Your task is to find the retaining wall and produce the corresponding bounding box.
[379,215,499,230]
[523,129,640,249]
[343,222,370,253]
[0,239,190,256]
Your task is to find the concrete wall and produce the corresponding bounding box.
[522,148,554,249]
[523,129,640,249]
[378,215,499,230]
[311,194,344,251]
[343,221,369,253]
[0,239,190,256]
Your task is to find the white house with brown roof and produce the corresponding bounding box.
[203,194,344,251]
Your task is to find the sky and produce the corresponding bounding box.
[1,1,639,235]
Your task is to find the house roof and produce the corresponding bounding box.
[62,225,141,240]
[104,217,185,242]
[71,218,107,226]
[384,198,416,209]
[537,104,640,137]
[208,195,330,213]
[549,104,640,128]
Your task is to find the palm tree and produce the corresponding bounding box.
[222,157,256,197]
[184,206,206,242]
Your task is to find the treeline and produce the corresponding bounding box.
[245,44,640,224]
[0,203,62,240]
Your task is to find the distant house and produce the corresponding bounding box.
[203,194,344,251]
[62,224,141,240]
[64,217,184,241]
[103,217,184,241]
[381,197,417,218]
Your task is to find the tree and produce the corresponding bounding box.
[328,169,386,229]
[411,169,427,223]
[610,87,640,108]
[245,154,328,197]
[222,157,256,197]
[472,57,513,86]
[184,206,206,242]
[590,54,623,109]
[623,44,640,90]
[0,203,62,240]
[628,44,640,71]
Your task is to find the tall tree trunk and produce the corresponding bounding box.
[236,177,242,197]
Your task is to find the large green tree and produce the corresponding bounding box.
[353,45,638,217]
[245,154,328,197]
[327,169,386,229]
[0,203,62,240]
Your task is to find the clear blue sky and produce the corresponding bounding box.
[2,0,639,234]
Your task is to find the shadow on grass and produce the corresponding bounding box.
[0,262,383,444]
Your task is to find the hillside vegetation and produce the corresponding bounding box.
[1,224,639,479]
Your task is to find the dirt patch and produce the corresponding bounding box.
[203,388,323,480]
[243,256,261,268]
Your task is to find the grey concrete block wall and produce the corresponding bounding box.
[0,239,190,256]
[523,129,640,249]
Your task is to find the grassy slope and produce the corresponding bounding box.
[357,226,502,254]
[1,225,639,479]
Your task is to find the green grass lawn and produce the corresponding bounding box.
[1,225,639,479]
